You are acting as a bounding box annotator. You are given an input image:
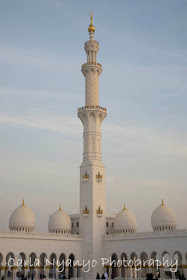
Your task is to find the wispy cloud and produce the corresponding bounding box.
[0,86,77,98]
[0,44,81,75]
[0,113,80,136]
[103,123,187,157]
[0,113,186,157]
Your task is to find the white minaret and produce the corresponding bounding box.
[78,13,107,278]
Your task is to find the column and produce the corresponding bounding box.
[46,266,50,280]
[118,266,121,278]
[35,266,39,280]
[12,266,17,280]
[25,266,29,279]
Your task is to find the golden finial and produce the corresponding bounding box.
[58,204,62,211]
[124,203,126,210]
[22,198,25,206]
[161,198,164,206]
[90,12,93,25]
[88,12,95,33]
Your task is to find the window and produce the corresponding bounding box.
[77,222,79,228]
[106,222,109,227]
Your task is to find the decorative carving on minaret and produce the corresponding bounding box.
[96,172,102,182]
[83,172,89,182]
[83,206,89,215]
[96,206,103,217]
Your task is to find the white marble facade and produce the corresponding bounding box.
[0,15,187,280]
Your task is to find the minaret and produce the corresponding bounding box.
[78,13,107,278]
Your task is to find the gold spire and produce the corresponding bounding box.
[58,204,62,211]
[124,203,127,210]
[22,198,25,206]
[90,12,93,25]
[88,12,95,33]
[161,198,164,206]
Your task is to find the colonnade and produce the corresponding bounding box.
[0,252,80,280]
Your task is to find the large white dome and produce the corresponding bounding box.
[114,204,137,233]
[151,199,177,231]
[48,205,71,234]
[9,200,35,232]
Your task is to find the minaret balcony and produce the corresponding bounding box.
[78,105,107,112]
[83,173,89,182]
[82,62,102,68]
[96,172,102,182]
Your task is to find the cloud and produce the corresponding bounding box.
[103,123,187,157]
[0,43,81,75]
[0,86,76,98]
[0,113,80,136]
[0,113,186,158]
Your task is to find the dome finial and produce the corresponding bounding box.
[124,203,126,210]
[88,12,95,34]
[161,198,164,206]
[59,203,62,211]
[22,198,25,206]
[90,12,93,25]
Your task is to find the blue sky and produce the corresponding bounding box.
[0,0,186,231]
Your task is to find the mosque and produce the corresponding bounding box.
[0,14,187,280]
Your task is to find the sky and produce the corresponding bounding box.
[0,0,186,232]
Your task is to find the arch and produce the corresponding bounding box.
[49,253,57,279]
[76,222,79,228]
[39,253,47,279]
[99,113,103,123]
[111,253,118,278]
[121,253,127,278]
[29,252,37,266]
[59,253,66,277]
[162,251,169,257]
[140,252,149,278]
[150,252,158,276]
[17,252,26,275]
[28,252,37,279]
[130,252,138,279]
[90,68,95,74]
[6,252,15,279]
[173,251,182,265]
[82,113,87,122]
[162,252,171,278]
[173,251,182,276]
[151,251,158,260]
[89,112,96,122]
[6,252,15,264]
[130,252,137,260]
[68,253,75,278]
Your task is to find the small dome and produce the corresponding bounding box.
[114,204,137,233]
[88,25,95,33]
[48,204,71,234]
[151,199,177,231]
[9,200,35,232]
